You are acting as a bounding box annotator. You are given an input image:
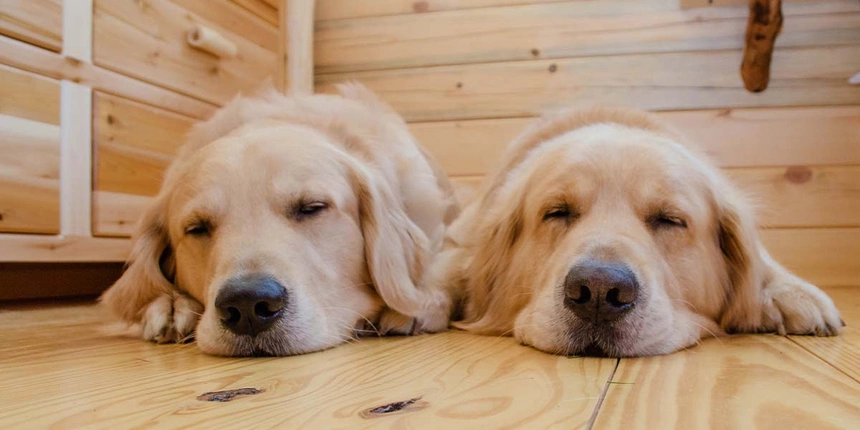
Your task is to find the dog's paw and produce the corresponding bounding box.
[141,292,203,343]
[767,280,842,336]
[374,307,417,336]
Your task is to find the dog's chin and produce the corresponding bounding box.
[545,319,654,358]
[196,318,350,357]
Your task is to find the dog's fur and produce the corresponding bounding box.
[440,107,842,356]
[101,84,459,356]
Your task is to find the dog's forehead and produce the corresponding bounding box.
[182,126,346,183]
[522,124,707,200]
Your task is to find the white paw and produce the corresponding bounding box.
[767,280,843,336]
[141,292,203,343]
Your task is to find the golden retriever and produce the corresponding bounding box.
[441,107,842,357]
[101,84,459,356]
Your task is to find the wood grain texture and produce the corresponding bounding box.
[0,288,856,426]
[0,306,615,428]
[92,191,150,237]
[316,1,859,73]
[681,0,814,8]
[317,45,860,122]
[1,35,216,120]
[0,115,60,234]
[315,0,573,21]
[0,63,61,125]
[724,165,860,228]
[230,0,279,25]
[0,0,62,52]
[760,228,860,287]
[93,92,194,198]
[93,0,278,105]
[174,0,280,52]
[286,0,316,95]
[593,333,860,429]
[791,286,860,382]
[0,234,130,262]
[413,106,860,177]
[59,81,93,237]
[0,65,60,234]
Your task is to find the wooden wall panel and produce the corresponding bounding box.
[1,35,217,121]
[725,166,860,228]
[92,92,196,237]
[318,45,860,122]
[173,0,279,52]
[0,0,62,52]
[316,1,859,73]
[229,0,278,25]
[414,106,860,176]
[93,0,278,105]
[316,0,573,21]
[0,66,60,234]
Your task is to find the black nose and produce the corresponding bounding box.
[563,261,639,324]
[215,274,289,336]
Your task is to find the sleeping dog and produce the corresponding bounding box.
[102,84,459,356]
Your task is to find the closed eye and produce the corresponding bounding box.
[542,204,579,223]
[648,213,687,229]
[295,201,329,219]
[184,220,212,236]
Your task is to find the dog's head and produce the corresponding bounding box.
[102,89,438,356]
[456,108,768,356]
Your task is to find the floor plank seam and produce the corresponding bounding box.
[786,335,860,384]
[585,358,620,430]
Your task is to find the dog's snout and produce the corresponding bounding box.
[564,260,639,323]
[215,274,288,336]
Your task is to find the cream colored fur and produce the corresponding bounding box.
[101,84,459,356]
[441,107,842,356]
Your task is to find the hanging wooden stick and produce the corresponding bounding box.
[740,0,783,92]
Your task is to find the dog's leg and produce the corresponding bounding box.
[758,246,842,336]
[141,291,204,343]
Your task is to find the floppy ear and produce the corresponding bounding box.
[453,192,526,335]
[351,164,449,321]
[100,196,175,323]
[714,184,768,333]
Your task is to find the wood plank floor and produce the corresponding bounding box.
[0,287,858,429]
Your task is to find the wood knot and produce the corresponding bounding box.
[456,82,463,89]
[106,114,115,125]
[413,1,429,13]
[530,48,540,57]
[197,387,263,402]
[0,212,4,221]
[784,166,813,184]
[361,397,427,419]
[548,63,558,73]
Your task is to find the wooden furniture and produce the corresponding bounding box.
[0,0,309,267]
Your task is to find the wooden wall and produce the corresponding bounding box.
[314,0,860,287]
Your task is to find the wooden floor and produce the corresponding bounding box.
[1,287,858,429]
